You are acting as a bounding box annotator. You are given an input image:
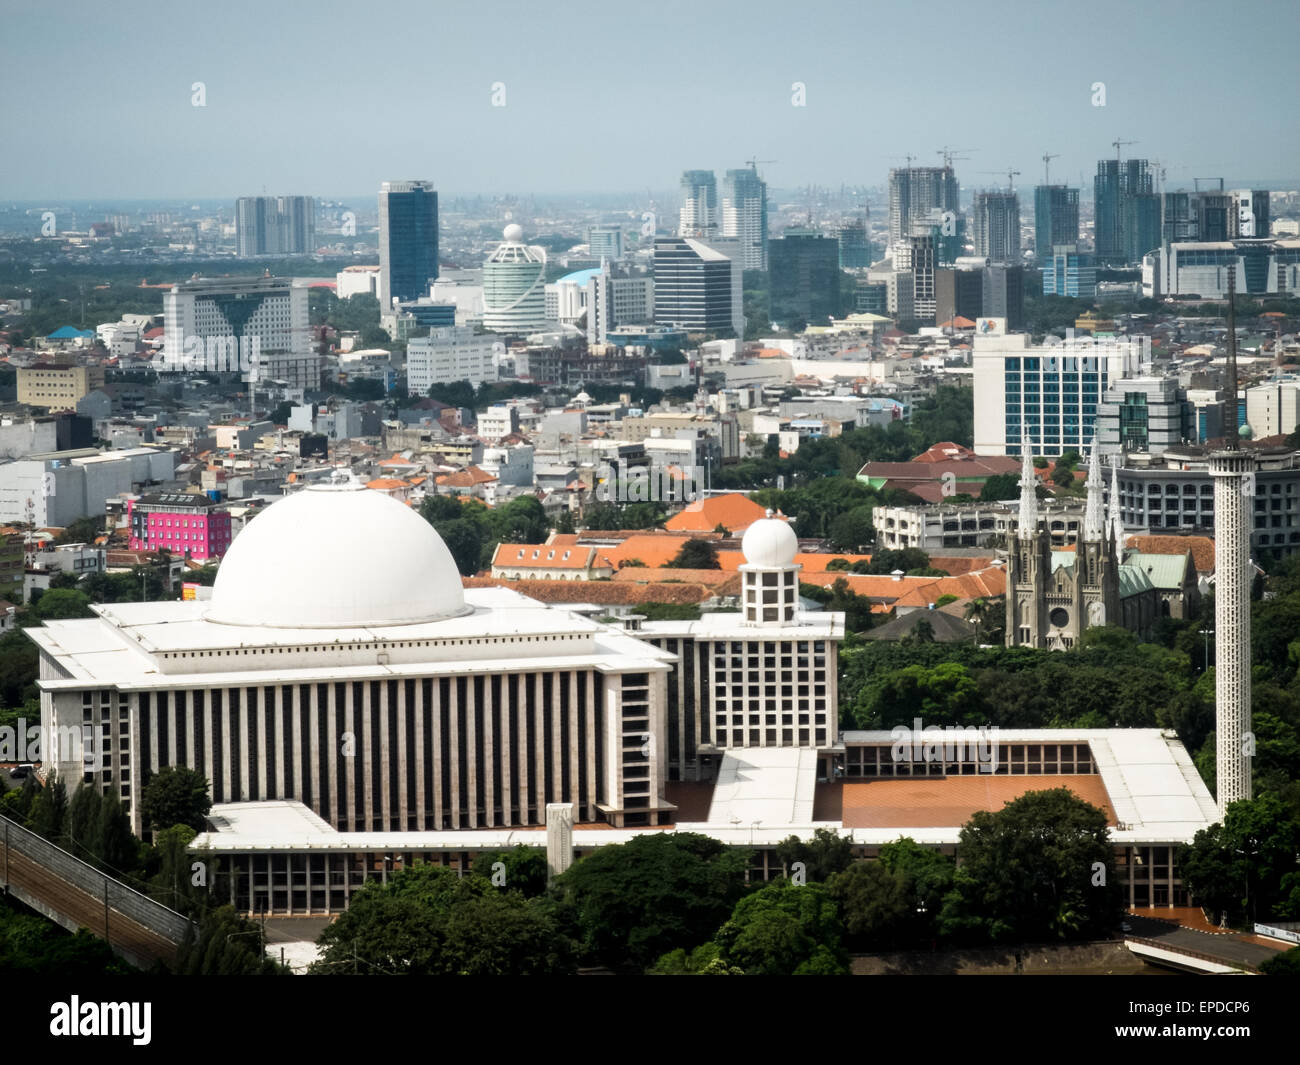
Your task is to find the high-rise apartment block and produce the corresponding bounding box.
[888,166,960,250]
[679,170,718,238]
[721,166,768,271]
[235,195,315,257]
[1094,159,1158,264]
[378,180,439,310]
[1034,186,1079,260]
[836,221,873,269]
[972,191,1020,263]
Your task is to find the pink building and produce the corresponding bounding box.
[128,492,232,561]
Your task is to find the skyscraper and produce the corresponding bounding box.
[721,166,768,271]
[972,191,1021,263]
[836,221,872,269]
[653,237,744,335]
[235,195,315,257]
[768,229,841,328]
[888,166,960,250]
[1034,186,1079,260]
[894,231,937,322]
[679,170,717,238]
[1094,158,1155,264]
[378,180,439,310]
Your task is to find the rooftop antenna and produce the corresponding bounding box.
[1225,267,1239,450]
[1042,153,1059,185]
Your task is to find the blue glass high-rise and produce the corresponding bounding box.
[379,180,439,309]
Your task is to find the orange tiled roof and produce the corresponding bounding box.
[664,493,767,534]
[463,576,711,604]
[492,543,603,570]
[1125,534,1215,573]
[366,477,409,491]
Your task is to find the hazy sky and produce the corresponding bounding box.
[4,0,1298,201]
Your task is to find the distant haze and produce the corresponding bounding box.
[3,0,1297,200]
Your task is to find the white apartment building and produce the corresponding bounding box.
[477,404,520,443]
[972,333,1138,456]
[162,276,318,389]
[335,265,381,299]
[1246,379,1300,439]
[405,326,498,396]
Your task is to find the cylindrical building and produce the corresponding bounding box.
[1210,449,1255,815]
[482,224,547,335]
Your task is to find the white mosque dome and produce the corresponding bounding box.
[741,512,798,568]
[206,481,469,628]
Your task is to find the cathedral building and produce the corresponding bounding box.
[1006,444,1160,648]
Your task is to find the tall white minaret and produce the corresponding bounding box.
[1211,268,1254,817]
[1083,446,1105,542]
[1017,432,1038,539]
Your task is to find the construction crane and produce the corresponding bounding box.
[1042,152,1060,184]
[1113,138,1137,164]
[979,169,1021,193]
[890,154,917,170]
[745,156,776,173]
[937,146,975,168]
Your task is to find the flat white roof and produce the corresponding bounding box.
[843,728,1218,840]
[706,748,819,827]
[30,587,675,690]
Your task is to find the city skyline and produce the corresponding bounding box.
[3,0,1298,200]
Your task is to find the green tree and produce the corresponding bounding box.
[980,473,1020,501]
[1260,946,1300,975]
[1180,796,1300,927]
[313,863,572,975]
[938,788,1122,944]
[175,904,287,975]
[713,880,850,975]
[553,832,749,970]
[26,588,94,621]
[774,827,854,882]
[140,767,212,833]
[826,860,910,949]
[827,506,875,552]
[56,516,102,545]
[29,774,68,842]
[666,538,721,570]
[471,847,549,897]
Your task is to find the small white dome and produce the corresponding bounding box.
[503,223,524,243]
[206,483,468,628]
[741,513,798,568]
